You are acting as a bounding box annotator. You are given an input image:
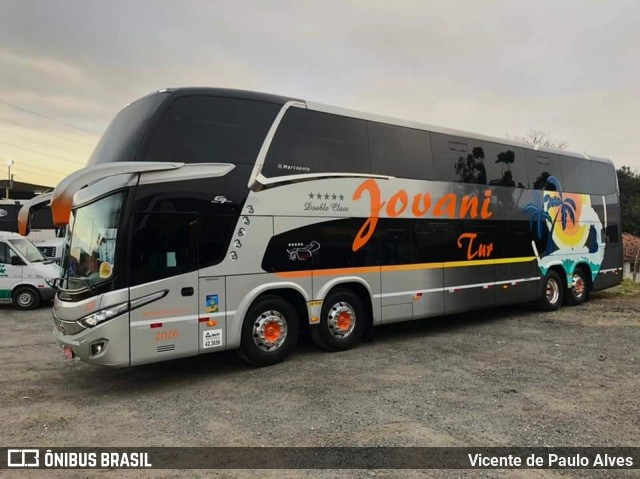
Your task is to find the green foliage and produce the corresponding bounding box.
[617,166,640,236]
[595,278,640,298]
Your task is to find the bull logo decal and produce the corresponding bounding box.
[287,241,321,261]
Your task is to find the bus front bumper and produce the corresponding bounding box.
[53,313,130,367]
[39,287,56,303]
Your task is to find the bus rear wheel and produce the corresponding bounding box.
[564,268,590,306]
[237,295,299,367]
[12,286,40,310]
[533,271,563,312]
[310,289,365,352]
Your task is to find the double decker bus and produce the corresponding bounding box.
[20,88,622,367]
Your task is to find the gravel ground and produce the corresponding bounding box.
[0,288,638,479]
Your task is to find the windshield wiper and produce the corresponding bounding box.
[51,276,95,294]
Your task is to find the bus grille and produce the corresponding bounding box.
[38,246,56,257]
[157,344,175,353]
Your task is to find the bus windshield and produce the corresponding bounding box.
[62,192,124,290]
[88,92,168,166]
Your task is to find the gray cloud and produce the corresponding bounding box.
[0,0,638,182]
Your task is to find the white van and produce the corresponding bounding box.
[0,232,61,310]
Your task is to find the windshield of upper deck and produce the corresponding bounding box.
[143,96,280,165]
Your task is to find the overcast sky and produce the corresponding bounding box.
[0,0,638,187]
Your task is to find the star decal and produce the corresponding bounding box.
[339,194,345,201]
[332,194,337,200]
[316,193,322,199]
[308,192,315,199]
[324,193,330,200]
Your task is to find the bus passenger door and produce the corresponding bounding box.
[128,213,199,366]
[411,220,446,320]
[378,219,415,323]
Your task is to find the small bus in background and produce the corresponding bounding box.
[0,231,60,309]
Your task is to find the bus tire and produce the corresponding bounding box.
[533,270,563,312]
[310,288,365,352]
[237,295,299,367]
[564,267,590,306]
[12,286,41,310]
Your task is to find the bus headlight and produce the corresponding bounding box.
[79,302,129,328]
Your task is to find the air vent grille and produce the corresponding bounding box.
[38,246,56,257]
[157,344,175,353]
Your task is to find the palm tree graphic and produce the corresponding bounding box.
[523,176,577,256]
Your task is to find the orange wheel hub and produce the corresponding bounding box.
[336,311,352,332]
[264,322,282,343]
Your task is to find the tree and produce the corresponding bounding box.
[509,129,568,150]
[617,166,640,237]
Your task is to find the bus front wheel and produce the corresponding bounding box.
[237,295,300,367]
[533,271,563,312]
[310,288,365,352]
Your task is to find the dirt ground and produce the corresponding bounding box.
[0,286,638,479]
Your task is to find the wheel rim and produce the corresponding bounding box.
[327,301,356,339]
[571,273,585,299]
[17,291,34,307]
[545,278,560,305]
[252,310,288,352]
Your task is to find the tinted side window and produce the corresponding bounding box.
[561,156,594,193]
[413,220,458,262]
[199,215,236,268]
[431,133,470,182]
[431,134,524,186]
[0,243,8,264]
[130,213,198,286]
[145,96,280,165]
[524,150,564,190]
[367,122,434,179]
[604,224,619,243]
[483,143,527,188]
[591,161,617,195]
[507,222,535,257]
[264,108,370,177]
[375,219,413,265]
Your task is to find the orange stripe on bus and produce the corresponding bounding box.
[274,256,537,279]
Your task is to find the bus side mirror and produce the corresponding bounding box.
[11,256,25,266]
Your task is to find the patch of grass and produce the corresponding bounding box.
[594,279,640,299]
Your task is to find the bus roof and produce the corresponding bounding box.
[130,87,301,109]
[124,87,613,166]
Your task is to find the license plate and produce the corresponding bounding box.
[63,346,74,359]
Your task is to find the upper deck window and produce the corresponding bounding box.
[263,108,370,177]
[367,122,434,179]
[590,161,617,195]
[145,96,280,165]
[431,133,527,187]
[561,155,595,193]
[524,150,565,190]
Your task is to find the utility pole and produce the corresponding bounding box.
[5,158,13,199]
